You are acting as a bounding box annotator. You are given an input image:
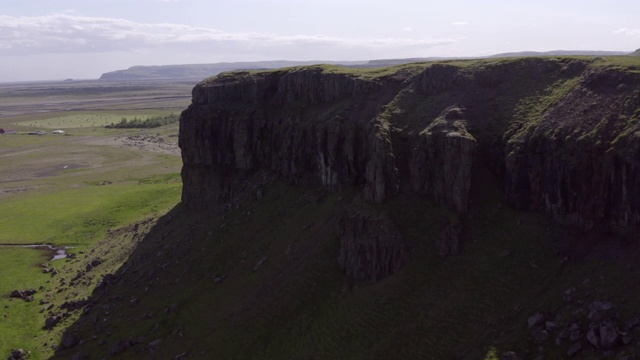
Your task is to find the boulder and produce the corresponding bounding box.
[45,314,62,329]
[8,349,26,360]
[9,289,37,302]
[528,313,546,328]
[599,318,620,349]
[586,328,599,348]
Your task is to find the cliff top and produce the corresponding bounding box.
[200,55,640,86]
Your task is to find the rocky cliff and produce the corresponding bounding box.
[179,57,640,234]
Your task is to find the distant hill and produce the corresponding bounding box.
[99,60,367,80]
[629,48,640,57]
[100,50,634,80]
[365,57,455,66]
[489,50,628,58]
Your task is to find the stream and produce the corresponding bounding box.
[0,244,70,261]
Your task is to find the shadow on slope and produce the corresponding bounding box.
[52,171,640,360]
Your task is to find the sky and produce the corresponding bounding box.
[1,0,639,82]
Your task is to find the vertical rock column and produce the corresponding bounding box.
[409,106,476,213]
[337,213,408,282]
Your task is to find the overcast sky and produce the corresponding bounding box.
[1,0,639,82]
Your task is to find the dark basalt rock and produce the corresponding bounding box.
[337,213,408,282]
[180,59,640,234]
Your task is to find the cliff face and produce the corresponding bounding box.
[180,68,402,208]
[180,58,640,233]
[504,67,640,233]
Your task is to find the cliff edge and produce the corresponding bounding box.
[179,57,640,234]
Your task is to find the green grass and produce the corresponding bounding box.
[593,55,640,71]
[506,77,582,143]
[16,114,153,129]
[0,248,53,359]
[0,182,181,246]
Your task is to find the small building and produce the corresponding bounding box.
[52,130,65,134]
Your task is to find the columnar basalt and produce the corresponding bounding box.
[180,59,640,233]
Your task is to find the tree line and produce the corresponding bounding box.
[105,114,179,128]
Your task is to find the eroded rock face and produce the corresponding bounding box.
[337,213,408,282]
[179,67,472,211]
[180,59,640,233]
[505,67,640,233]
[180,68,400,208]
[409,106,476,213]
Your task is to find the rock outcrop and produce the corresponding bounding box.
[505,67,640,233]
[180,58,640,233]
[337,213,408,282]
[409,106,476,213]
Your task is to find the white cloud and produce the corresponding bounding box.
[451,22,468,26]
[402,27,413,32]
[614,28,640,37]
[0,14,456,56]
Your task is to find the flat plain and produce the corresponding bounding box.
[0,78,192,358]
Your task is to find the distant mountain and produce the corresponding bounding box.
[629,49,640,57]
[489,50,628,58]
[99,60,367,80]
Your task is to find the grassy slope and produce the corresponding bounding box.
[51,173,640,360]
[0,248,52,358]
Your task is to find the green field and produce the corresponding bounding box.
[0,182,180,246]
[15,113,152,129]
[0,79,189,359]
[0,248,52,359]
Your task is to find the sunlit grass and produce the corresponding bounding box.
[15,113,152,129]
[0,181,181,246]
[0,248,52,359]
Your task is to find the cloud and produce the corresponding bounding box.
[0,14,456,56]
[451,22,468,26]
[402,27,413,32]
[614,28,640,37]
